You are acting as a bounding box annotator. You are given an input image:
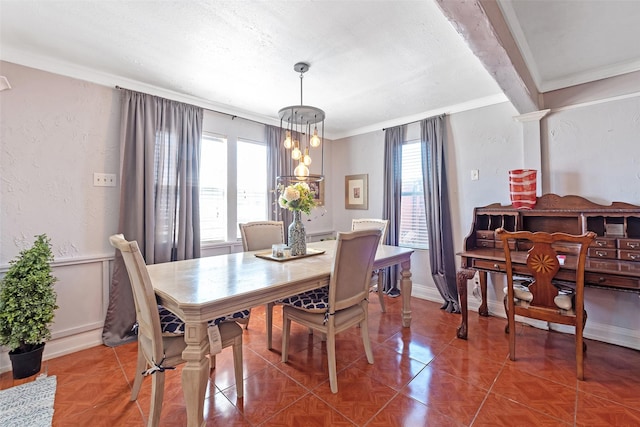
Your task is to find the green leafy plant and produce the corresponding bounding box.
[0,234,58,353]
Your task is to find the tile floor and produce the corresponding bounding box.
[2,296,640,426]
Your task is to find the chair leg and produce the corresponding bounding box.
[327,329,338,394]
[148,371,165,427]
[131,347,145,401]
[266,302,274,350]
[377,270,386,312]
[361,320,374,365]
[281,313,291,363]
[232,335,244,398]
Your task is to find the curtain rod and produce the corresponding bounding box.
[114,85,271,128]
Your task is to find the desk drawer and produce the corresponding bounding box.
[619,250,640,262]
[585,272,640,290]
[591,237,617,249]
[619,239,640,250]
[588,248,617,259]
[473,259,504,272]
[476,239,495,249]
[476,230,495,240]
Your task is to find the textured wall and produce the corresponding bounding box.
[0,61,121,263]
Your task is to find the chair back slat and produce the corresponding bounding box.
[329,230,381,312]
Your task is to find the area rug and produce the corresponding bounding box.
[0,374,56,427]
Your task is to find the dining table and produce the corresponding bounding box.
[147,239,414,427]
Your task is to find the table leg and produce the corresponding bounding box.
[456,268,476,339]
[182,321,209,427]
[478,270,489,317]
[400,259,412,327]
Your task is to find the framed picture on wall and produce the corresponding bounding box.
[309,180,325,206]
[344,174,368,210]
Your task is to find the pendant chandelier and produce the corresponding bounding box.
[278,62,325,183]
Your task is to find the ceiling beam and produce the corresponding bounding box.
[435,0,540,114]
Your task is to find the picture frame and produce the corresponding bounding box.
[309,180,325,207]
[345,174,368,210]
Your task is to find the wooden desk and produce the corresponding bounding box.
[456,194,640,340]
[147,240,414,427]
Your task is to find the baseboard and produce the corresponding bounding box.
[0,328,104,374]
[411,282,640,351]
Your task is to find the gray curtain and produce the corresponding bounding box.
[421,115,459,313]
[382,125,405,294]
[102,89,203,346]
[265,124,294,231]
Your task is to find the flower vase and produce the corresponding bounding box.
[288,210,307,256]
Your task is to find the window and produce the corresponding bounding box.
[399,141,429,249]
[200,134,227,242]
[236,139,268,236]
[199,133,268,243]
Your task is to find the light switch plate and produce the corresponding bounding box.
[471,169,479,181]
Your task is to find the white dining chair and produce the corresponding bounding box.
[352,218,389,312]
[109,234,244,427]
[239,221,285,349]
[281,229,381,393]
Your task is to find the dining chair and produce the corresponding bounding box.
[352,218,389,312]
[238,221,285,349]
[281,229,381,393]
[495,228,596,380]
[109,234,244,427]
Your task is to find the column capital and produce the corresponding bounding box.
[514,109,551,123]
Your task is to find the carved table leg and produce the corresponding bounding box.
[456,268,476,340]
[478,270,489,317]
[182,321,209,427]
[400,259,413,327]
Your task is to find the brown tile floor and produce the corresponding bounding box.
[2,296,640,426]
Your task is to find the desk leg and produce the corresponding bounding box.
[182,321,209,427]
[456,269,476,340]
[478,270,489,317]
[400,259,412,327]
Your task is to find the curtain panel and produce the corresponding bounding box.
[382,125,405,294]
[102,90,203,346]
[421,115,459,313]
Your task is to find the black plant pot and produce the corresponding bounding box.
[9,343,45,379]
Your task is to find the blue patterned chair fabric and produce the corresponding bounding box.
[278,286,329,312]
[158,305,251,335]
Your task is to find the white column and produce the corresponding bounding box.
[514,109,550,196]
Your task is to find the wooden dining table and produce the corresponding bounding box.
[147,240,414,427]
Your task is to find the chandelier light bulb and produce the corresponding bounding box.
[283,131,292,149]
[303,148,312,165]
[310,126,321,148]
[294,161,310,179]
[291,147,301,160]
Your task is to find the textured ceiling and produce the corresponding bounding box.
[1,0,638,138]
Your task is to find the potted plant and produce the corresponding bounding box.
[0,234,58,379]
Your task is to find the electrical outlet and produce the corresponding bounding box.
[470,169,479,181]
[93,173,116,187]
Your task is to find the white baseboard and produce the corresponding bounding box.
[0,328,104,374]
[411,282,640,351]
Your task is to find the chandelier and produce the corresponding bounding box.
[278,62,325,182]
